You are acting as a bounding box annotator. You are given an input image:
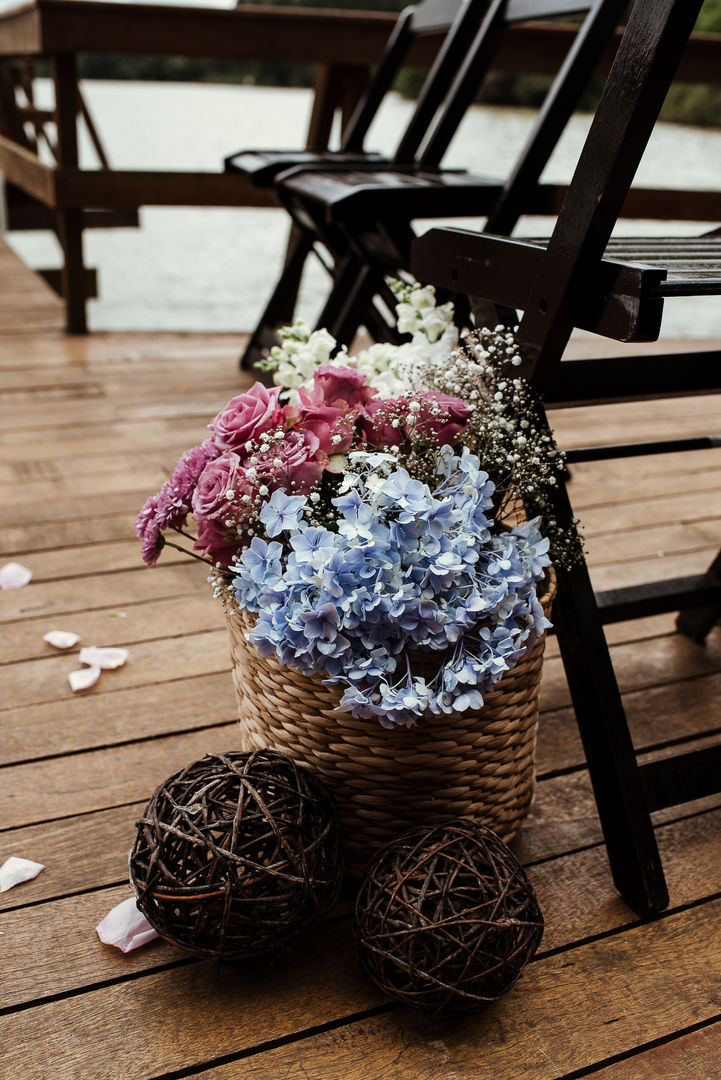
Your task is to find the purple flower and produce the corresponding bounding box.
[154,480,189,531]
[170,439,220,503]
[140,517,164,566]
[135,494,159,541]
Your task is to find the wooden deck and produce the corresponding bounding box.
[1,239,720,1078]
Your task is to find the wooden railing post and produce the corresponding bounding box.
[51,52,87,333]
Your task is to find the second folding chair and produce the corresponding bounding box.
[412,0,721,916]
[241,0,628,369]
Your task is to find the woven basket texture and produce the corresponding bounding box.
[226,570,555,877]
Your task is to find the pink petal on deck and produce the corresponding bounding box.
[96,897,159,953]
[0,562,32,589]
[0,856,45,893]
[68,665,101,692]
[43,630,81,650]
[79,646,129,669]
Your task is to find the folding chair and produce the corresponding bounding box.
[241,0,627,370]
[227,0,492,366]
[412,0,721,916]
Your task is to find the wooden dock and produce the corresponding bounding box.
[1,237,720,1077]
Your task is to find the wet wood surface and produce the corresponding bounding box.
[0,241,719,1077]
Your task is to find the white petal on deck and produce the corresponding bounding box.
[96,897,159,953]
[0,856,45,893]
[43,630,81,650]
[78,646,129,669]
[0,562,33,589]
[68,665,102,692]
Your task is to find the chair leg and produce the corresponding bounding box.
[547,481,669,916]
[314,256,380,348]
[676,549,721,644]
[240,232,316,371]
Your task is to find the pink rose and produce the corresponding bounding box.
[409,392,471,445]
[358,398,407,448]
[194,519,241,567]
[251,429,326,495]
[191,451,246,524]
[313,365,376,409]
[208,383,283,452]
[285,386,355,456]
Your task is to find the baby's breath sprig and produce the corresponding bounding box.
[422,326,584,570]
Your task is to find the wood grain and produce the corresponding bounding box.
[4,894,720,1080]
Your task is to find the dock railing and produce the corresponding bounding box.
[0,0,719,332]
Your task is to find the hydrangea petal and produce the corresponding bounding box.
[43,630,81,650]
[0,856,45,892]
[79,646,129,669]
[96,897,159,953]
[0,562,32,589]
[68,665,101,692]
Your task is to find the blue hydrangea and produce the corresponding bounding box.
[232,449,551,728]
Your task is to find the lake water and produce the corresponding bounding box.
[6,80,721,336]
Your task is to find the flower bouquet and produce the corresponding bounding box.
[137,283,567,872]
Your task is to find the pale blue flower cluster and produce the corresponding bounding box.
[232,448,551,728]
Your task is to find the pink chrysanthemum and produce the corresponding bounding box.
[171,439,221,503]
[140,518,164,566]
[135,495,159,540]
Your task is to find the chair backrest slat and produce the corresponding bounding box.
[339,0,469,154]
[516,0,706,385]
[415,0,618,171]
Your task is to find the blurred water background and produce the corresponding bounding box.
[5,79,721,335]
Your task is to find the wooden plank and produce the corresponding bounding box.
[0,590,216,664]
[0,239,63,334]
[0,626,230,712]
[2,4,717,85]
[537,672,721,778]
[0,884,186,1009]
[183,900,721,1080]
[0,672,237,766]
[0,725,238,831]
[590,1024,721,1079]
[0,563,207,623]
[1,801,720,1014]
[0,802,145,908]
[3,888,720,1079]
[35,1,401,65]
[53,168,275,209]
[0,133,55,204]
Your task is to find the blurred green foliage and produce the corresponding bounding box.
[75,0,721,127]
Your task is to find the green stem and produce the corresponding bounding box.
[163,539,212,566]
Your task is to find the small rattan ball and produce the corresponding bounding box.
[129,749,343,960]
[355,819,543,1013]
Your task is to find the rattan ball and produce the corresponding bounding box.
[129,749,343,960]
[355,819,543,1013]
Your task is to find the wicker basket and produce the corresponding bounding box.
[226,570,555,878]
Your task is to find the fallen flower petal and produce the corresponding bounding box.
[43,630,81,650]
[68,665,101,692]
[78,646,129,669]
[96,897,159,953]
[0,562,33,589]
[0,856,45,893]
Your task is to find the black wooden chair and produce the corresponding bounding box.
[242,0,628,370]
[412,0,721,916]
[224,0,470,188]
[226,0,492,365]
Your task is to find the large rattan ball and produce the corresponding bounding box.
[355,820,543,1013]
[129,749,343,960]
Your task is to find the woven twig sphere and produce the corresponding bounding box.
[129,750,343,960]
[355,820,543,1013]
